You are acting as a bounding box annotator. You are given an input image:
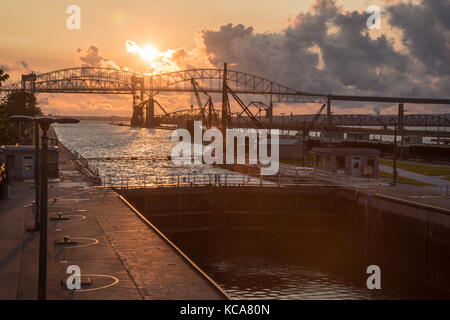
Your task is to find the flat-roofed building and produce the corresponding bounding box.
[312,147,380,178]
[0,145,59,180]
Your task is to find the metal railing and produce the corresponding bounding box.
[100,171,319,189]
[73,151,102,185]
[91,162,450,198]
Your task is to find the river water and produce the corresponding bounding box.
[53,121,442,300]
[54,121,232,185]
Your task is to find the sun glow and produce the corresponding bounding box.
[125,40,178,74]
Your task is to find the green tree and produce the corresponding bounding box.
[0,69,12,145]
[0,70,41,145]
[0,69,9,84]
[3,89,41,118]
[0,105,14,145]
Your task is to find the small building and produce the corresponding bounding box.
[312,147,380,178]
[0,145,59,180]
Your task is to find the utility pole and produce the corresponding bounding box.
[393,123,398,186]
[326,96,332,129]
[33,122,40,230]
[302,120,306,167]
[221,63,228,134]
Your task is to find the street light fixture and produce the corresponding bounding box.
[11,115,79,300]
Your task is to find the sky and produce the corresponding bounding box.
[0,0,448,116]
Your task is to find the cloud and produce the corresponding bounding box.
[124,36,212,73]
[19,60,29,70]
[387,0,450,77]
[40,93,132,117]
[198,0,449,107]
[0,60,34,83]
[77,45,121,69]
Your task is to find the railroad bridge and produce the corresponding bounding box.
[1,64,449,130]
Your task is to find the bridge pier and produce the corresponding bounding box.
[131,102,143,127]
[131,76,145,127]
[266,102,273,127]
[145,96,155,128]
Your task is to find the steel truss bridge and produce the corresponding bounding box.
[276,114,450,128]
[1,65,449,129]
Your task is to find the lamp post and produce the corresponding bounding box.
[33,121,40,229]
[393,123,398,186]
[11,115,79,300]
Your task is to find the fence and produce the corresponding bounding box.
[100,171,319,189]
[73,151,102,185]
[98,168,450,199]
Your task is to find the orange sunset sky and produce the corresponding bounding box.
[0,0,448,117]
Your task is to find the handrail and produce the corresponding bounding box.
[73,151,102,185]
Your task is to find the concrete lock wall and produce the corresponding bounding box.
[120,186,341,265]
[120,186,450,293]
[335,188,450,294]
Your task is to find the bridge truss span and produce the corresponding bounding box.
[1,66,326,104]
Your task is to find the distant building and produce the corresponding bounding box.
[404,135,422,144]
[260,138,305,160]
[0,145,59,180]
[346,132,370,141]
[312,147,380,178]
[320,131,344,145]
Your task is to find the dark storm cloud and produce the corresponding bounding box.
[200,0,449,102]
[387,0,450,77]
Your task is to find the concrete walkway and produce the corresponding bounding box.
[379,164,450,187]
[0,182,35,299]
[0,140,226,300]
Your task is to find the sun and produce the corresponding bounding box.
[126,40,160,62]
[125,40,178,73]
[140,45,159,62]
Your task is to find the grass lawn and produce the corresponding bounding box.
[280,152,314,168]
[379,160,450,176]
[380,171,434,186]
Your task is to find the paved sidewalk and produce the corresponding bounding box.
[0,182,35,299]
[379,164,450,186]
[0,139,226,300]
